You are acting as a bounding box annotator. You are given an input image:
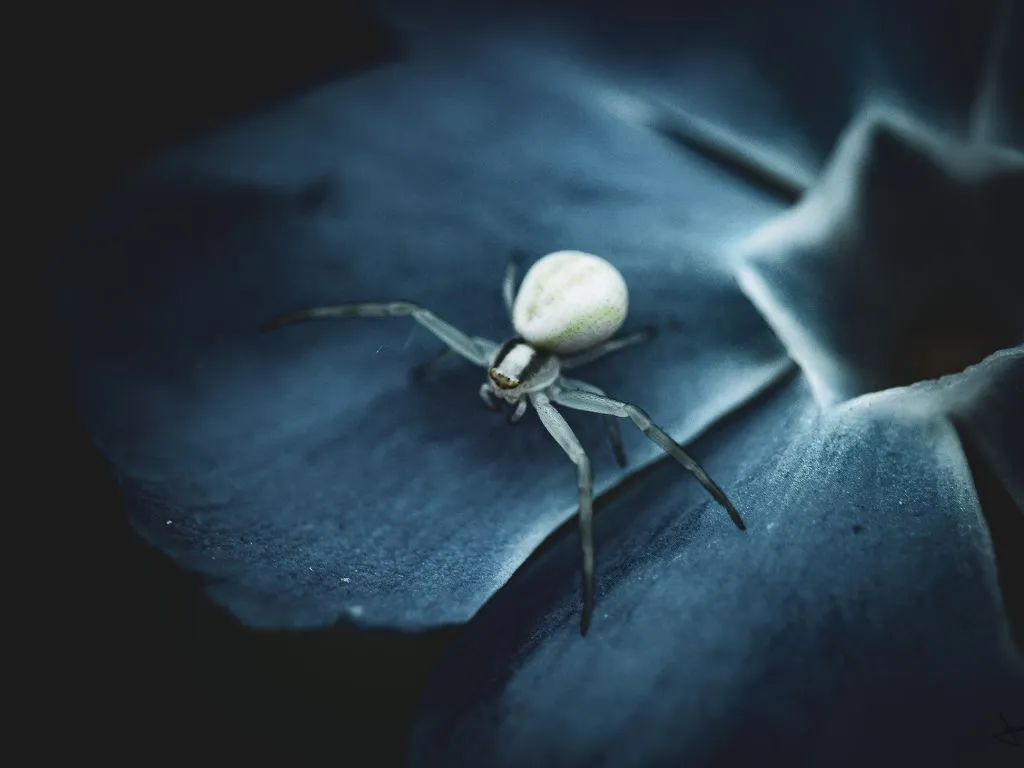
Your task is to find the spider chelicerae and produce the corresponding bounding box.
[264,250,745,634]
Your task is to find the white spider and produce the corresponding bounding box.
[265,250,745,634]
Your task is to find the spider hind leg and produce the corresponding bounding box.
[559,377,627,467]
[531,391,596,635]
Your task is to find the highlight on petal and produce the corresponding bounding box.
[409,369,1024,767]
[843,346,1024,647]
[970,0,1023,149]
[53,38,792,630]
[735,102,1024,408]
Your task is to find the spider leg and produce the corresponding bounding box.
[559,376,626,467]
[412,336,499,382]
[479,383,501,412]
[411,347,456,381]
[502,250,526,320]
[506,398,529,423]
[263,302,491,366]
[473,336,500,362]
[551,387,745,531]
[531,391,596,636]
[560,326,657,370]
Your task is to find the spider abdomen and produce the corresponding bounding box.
[511,250,628,354]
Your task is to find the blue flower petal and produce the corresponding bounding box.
[54,40,792,630]
[409,355,1024,767]
[736,105,1024,407]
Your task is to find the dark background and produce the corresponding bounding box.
[40,4,445,763]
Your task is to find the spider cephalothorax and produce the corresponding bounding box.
[264,250,745,634]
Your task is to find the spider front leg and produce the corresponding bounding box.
[479,383,500,411]
[531,391,596,636]
[263,301,493,367]
[413,336,499,382]
[559,377,627,467]
[552,386,745,531]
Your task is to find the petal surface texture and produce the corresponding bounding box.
[411,356,1023,767]
[55,33,793,629]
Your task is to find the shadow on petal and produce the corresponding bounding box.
[944,349,1024,647]
[957,424,1024,650]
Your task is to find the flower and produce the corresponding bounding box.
[54,2,1022,764]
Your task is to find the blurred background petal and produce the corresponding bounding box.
[377,0,1005,185]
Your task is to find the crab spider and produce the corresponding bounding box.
[264,250,745,635]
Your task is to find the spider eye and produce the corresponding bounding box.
[488,368,519,389]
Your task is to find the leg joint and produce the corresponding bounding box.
[572,450,591,472]
[624,404,651,429]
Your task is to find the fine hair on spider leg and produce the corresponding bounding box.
[553,385,745,531]
[263,250,745,635]
[542,381,744,634]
